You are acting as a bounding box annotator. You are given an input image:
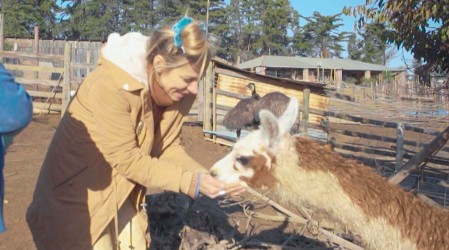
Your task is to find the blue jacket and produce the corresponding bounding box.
[0,63,33,233]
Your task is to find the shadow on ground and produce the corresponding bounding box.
[146,191,332,250]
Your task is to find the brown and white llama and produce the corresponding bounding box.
[210,96,449,250]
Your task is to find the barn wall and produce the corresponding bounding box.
[215,74,328,124]
[204,60,330,145]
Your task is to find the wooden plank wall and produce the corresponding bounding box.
[215,69,329,125]
[204,62,330,146]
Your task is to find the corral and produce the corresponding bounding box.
[1,37,448,249]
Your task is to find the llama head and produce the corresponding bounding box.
[211,96,299,188]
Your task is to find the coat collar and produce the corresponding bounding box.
[97,55,145,92]
[101,32,149,87]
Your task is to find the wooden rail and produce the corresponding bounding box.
[0,43,79,115]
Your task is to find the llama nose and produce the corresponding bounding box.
[210,171,217,177]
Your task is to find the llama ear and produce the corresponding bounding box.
[278,97,299,135]
[259,110,280,149]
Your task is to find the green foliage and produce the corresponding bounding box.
[195,0,228,58]
[0,0,392,69]
[348,22,388,65]
[59,0,160,40]
[58,0,111,40]
[257,0,292,56]
[57,0,223,40]
[292,12,349,58]
[347,32,362,60]
[342,76,357,84]
[118,0,157,33]
[361,76,374,85]
[383,70,395,81]
[0,0,58,38]
[222,0,297,63]
[344,0,449,72]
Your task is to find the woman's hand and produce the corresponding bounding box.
[199,174,245,199]
[224,181,246,196]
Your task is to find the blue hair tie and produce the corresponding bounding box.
[172,16,207,50]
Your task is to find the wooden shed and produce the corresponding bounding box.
[200,58,330,146]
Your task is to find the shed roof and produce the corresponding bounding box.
[212,57,327,90]
[239,55,404,72]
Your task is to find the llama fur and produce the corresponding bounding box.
[211,97,449,250]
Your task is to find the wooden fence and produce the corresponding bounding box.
[1,39,101,114]
[338,79,449,106]
[321,106,449,207]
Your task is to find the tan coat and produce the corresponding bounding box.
[26,32,207,250]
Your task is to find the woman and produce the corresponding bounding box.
[0,63,33,233]
[26,17,244,249]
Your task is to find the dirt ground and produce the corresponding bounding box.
[0,114,447,249]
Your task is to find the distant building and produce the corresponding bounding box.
[430,72,448,89]
[238,55,406,87]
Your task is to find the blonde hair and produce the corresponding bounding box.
[146,19,218,77]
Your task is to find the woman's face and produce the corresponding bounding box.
[158,63,200,102]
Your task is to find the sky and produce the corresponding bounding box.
[291,0,413,68]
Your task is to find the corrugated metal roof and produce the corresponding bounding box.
[239,55,404,72]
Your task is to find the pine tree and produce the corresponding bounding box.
[1,0,40,38]
[59,0,125,40]
[347,22,395,65]
[256,0,291,56]
[347,32,362,60]
[221,0,248,63]
[359,22,386,64]
[294,12,349,58]
[118,0,157,34]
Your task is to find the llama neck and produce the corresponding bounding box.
[270,136,449,250]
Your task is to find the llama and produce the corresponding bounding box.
[210,96,449,250]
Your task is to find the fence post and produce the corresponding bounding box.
[61,42,72,116]
[395,123,404,172]
[302,88,310,135]
[390,125,449,185]
[203,63,213,137]
[34,26,40,79]
[86,49,92,75]
[0,14,4,63]
[351,86,354,101]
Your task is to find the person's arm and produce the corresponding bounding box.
[151,94,208,172]
[0,63,32,233]
[88,79,202,197]
[0,63,33,150]
[151,95,243,198]
[1,134,14,152]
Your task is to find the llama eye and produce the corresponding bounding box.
[236,156,250,166]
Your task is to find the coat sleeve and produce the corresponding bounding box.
[88,79,199,196]
[0,63,33,134]
[0,62,32,234]
[151,94,209,173]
